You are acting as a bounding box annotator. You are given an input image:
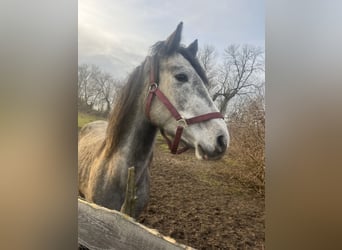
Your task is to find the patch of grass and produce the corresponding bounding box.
[78,112,105,129]
[155,133,171,152]
[155,133,165,144]
[222,154,265,195]
[194,170,223,187]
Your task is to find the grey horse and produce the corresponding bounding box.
[78,22,229,218]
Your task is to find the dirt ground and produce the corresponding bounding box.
[138,140,265,250]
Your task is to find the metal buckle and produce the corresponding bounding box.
[149,83,158,92]
[177,117,188,128]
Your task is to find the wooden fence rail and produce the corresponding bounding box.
[78,198,195,250]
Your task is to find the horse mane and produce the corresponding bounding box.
[103,60,148,157]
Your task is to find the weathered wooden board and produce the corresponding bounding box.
[78,198,195,250]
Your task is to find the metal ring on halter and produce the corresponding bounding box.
[177,117,188,128]
[149,83,158,92]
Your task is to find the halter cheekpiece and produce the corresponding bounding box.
[145,56,224,154]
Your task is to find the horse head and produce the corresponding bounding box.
[146,22,229,160]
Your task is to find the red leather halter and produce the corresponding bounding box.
[145,56,224,154]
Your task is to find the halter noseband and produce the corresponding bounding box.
[145,56,224,154]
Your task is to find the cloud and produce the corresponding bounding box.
[79,0,264,78]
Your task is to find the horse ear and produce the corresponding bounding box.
[164,22,183,54]
[187,39,198,57]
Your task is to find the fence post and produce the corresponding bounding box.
[120,166,137,218]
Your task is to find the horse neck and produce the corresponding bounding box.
[122,108,157,165]
[105,82,157,177]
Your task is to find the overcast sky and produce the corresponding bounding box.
[79,0,264,78]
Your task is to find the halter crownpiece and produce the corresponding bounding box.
[145,56,224,154]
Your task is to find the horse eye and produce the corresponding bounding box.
[174,73,188,82]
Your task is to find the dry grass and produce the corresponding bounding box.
[227,96,265,193]
[78,112,105,130]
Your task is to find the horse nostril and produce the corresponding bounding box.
[216,135,227,153]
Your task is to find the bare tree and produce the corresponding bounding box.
[198,44,217,88]
[78,64,92,108]
[87,65,103,110]
[78,63,123,114]
[211,44,264,115]
[93,72,120,115]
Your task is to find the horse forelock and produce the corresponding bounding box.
[177,47,209,86]
[150,41,209,86]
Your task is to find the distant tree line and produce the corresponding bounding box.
[78,44,264,118]
[78,64,124,116]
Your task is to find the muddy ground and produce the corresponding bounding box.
[138,140,265,250]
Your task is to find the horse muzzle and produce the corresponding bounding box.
[195,132,229,160]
